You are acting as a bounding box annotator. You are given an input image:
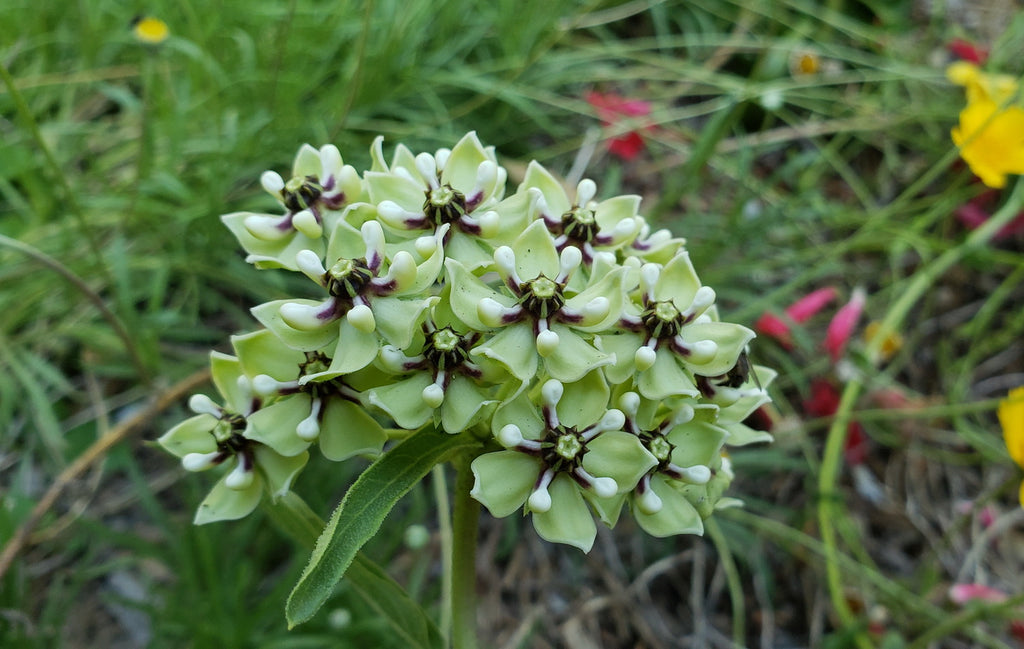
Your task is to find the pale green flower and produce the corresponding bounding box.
[158,352,308,524]
[470,375,657,551]
[446,219,624,383]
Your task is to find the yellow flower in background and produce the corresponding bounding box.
[947,61,1018,105]
[951,97,1024,189]
[132,16,169,45]
[1000,387,1024,506]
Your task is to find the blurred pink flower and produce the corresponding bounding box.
[755,286,838,347]
[949,583,1008,605]
[824,288,866,362]
[955,191,1024,240]
[585,91,652,160]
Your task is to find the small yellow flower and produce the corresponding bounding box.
[951,97,1024,188]
[1000,387,1024,505]
[947,62,1018,105]
[863,321,903,362]
[132,16,169,45]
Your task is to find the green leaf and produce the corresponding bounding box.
[265,494,444,649]
[286,426,479,627]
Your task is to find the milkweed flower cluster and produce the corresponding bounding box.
[159,133,773,551]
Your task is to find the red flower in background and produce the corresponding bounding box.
[755,286,838,348]
[955,189,1024,241]
[585,91,653,160]
[947,38,989,65]
[824,288,866,362]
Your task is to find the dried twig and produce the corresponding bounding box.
[0,368,210,580]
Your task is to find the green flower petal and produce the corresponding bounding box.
[326,219,370,265]
[443,131,490,193]
[594,195,640,232]
[470,451,538,517]
[564,267,626,333]
[666,420,727,468]
[519,161,570,215]
[441,376,496,434]
[445,259,511,331]
[656,252,701,308]
[210,352,249,414]
[322,319,380,376]
[372,296,434,348]
[682,322,756,376]
[543,325,613,384]
[318,399,388,461]
[366,373,434,430]
[473,323,538,383]
[532,474,596,552]
[221,212,324,271]
[254,446,309,498]
[512,219,559,280]
[231,329,306,382]
[634,475,704,537]
[638,349,699,400]
[365,171,425,211]
[557,371,610,429]
[721,421,773,447]
[194,471,263,525]
[594,332,643,385]
[158,415,217,458]
[251,300,339,352]
[245,396,314,456]
[584,431,657,491]
[585,491,626,527]
[443,232,494,273]
[492,389,544,440]
[291,143,321,178]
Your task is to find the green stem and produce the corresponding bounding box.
[817,180,1024,644]
[450,452,480,649]
[432,463,453,644]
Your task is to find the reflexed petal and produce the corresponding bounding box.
[445,259,513,331]
[655,252,701,307]
[253,446,309,498]
[519,160,571,216]
[291,143,322,178]
[638,350,698,400]
[532,475,597,552]
[231,329,306,382]
[634,475,704,537]
[492,389,545,440]
[680,322,756,376]
[543,325,613,384]
[158,415,218,457]
[246,396,315,456]
[512,220,560,280]
[443,131,491,192]
[321,319,380,376]
[366,373,435,430]
[721,421,773,447]
[584,431,657,491]
[210,352,251,414]
[557,371,610,429]
[666,420,727,467]
[194,472,263,525]
[221,212,324,271]
[473,323,539,383]
[365,171,426,212]
[594,332,644,384]
[372,296,434,348]
[319,399,389,461]
[251,300,340,352]
[440,376,496,434]
[470,451,538,517]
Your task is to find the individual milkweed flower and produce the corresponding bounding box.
[446,219,624,383]
[470,376,657,552]
[598,254,755,400]
[612,391,721,537]
[252,220,445,378]
[131,16,169,45]
[368,132,507,270]
[1000,386,1024,506]
[754,286,838,348]
[222,144,362,270]
[518,162,642,267]
[230,329,388,461]
[365,317,504,434]
[585,91,652,161]
[823,287,866,362]
[157,353,308,524]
